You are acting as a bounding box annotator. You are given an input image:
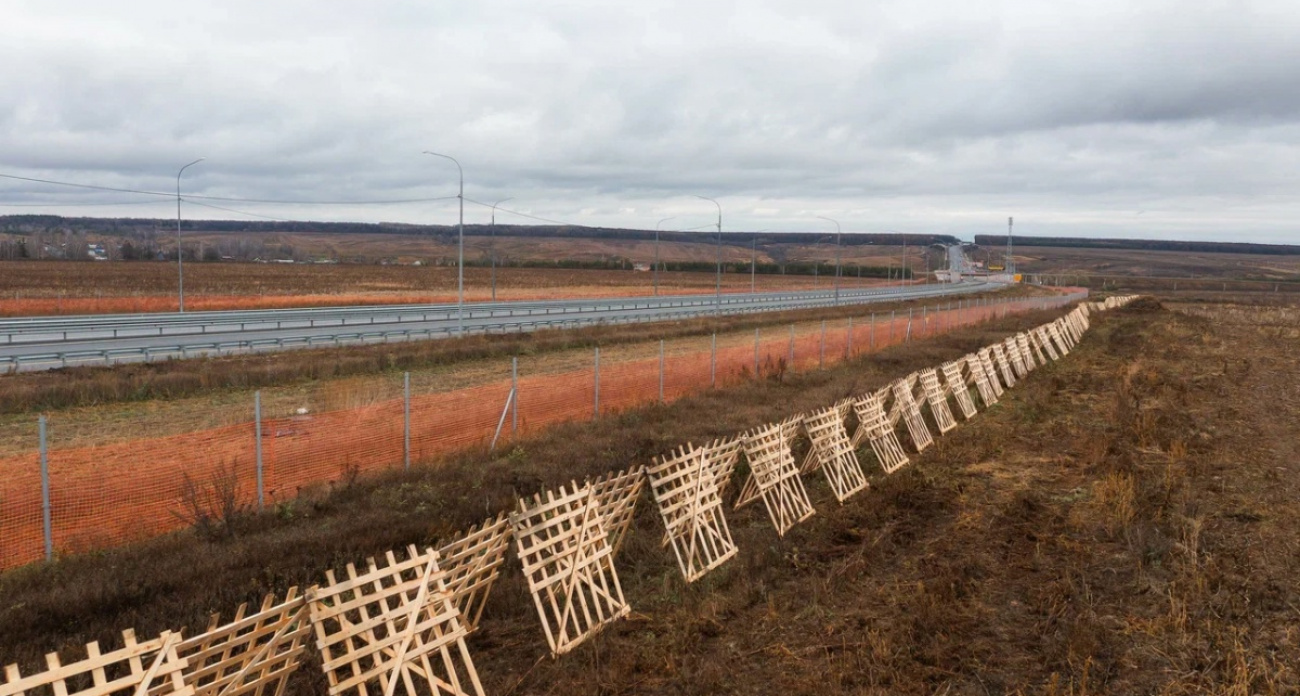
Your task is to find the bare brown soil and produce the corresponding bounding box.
[1013,244,1300,285]
[3,297,1296,693]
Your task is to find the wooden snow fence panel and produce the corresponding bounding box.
[435,515,512,633]
[646,443,739,583]
[1003,337,1028,379]
[305,547,483,696]
[1015,333,1037,372]
[941,360,978,420]
[702,436,744,496]
[965,353,998,407]
[1024,329,1049,366]
[977,349,1005,397]
[990,343,1017,389]
[161,589,309,696]
[571,467,645,556]
[1035,327,1061,361]
[850,392,909,474]
[801,405,869,504]
[797,398,855,474]
[2,630,194,696]
[917,369,958,435]
[509,485,630,658]
[734,421,816,537]
[1048,322,1072,355]
[891,376,934,453]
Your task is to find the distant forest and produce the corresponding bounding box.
[975,235,1300,256]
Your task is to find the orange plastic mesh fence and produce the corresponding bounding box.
[0,294,1079,570]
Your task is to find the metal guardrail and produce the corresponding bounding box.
[0,282,998,371]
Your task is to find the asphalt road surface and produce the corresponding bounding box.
[0,278,1003,371]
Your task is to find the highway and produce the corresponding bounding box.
[0,277,1002,372]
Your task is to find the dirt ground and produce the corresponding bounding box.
[2,298,1297,694]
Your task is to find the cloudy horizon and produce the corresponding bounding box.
[2,0,1299,243]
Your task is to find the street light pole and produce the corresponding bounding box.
[490,197,512,302]
[815,216,841,306]
[695,196,722,315]
[655,216,675,296]
[175,158,204,313]
[423,151,464,334]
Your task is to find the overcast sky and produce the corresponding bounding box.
[2,0,1299,243]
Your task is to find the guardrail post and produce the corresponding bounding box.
[512,357,519,433]
[659,340,665,403]
[403,372,411,471]
[40,415,52,562]
[593,347,600,419]
[254,391,264,511]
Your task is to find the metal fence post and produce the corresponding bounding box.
[659,339,665,403]
[511,356,519,433]
[753,328,760,377]
[870,312,875,350]
[819,320,825,368]
[254,391,264,511]
[403,372,411,471]
[788,325,795,365]
[710,333,716,387]
[847,316,854,357]
[40,415,51,562]
[889,310,895,344]
[593,347,600,419]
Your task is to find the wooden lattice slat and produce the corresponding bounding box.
[1003,337,1028,379]
[570,467,645,555]
[510,485,630,657]
[436,515,511,632]
[990,343,1016,388]
[646,443,739,583]
[850,391,909,474]
[977,349,1005,397]
[734,421,816,537]
[917,369,958,435]
[891,376,934,452]
[164,589,309,696]
[2,630,193,696]
[801,405,869,503]
[305,547,483,696]
[702,436,744,495]
[941,360,978,420]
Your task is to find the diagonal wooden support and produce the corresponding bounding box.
[510,484,630,657]
[850,391,909,474]
[977,348,1006,397]
[646,443,738,583]
[802,405,869,503]
[1035,326,1061,361]
[965,352,998,407]
[941,360,978,420]
[168,588,310,696]
[570,467,645,556]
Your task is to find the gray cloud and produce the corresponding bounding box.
[2,0,1299,242]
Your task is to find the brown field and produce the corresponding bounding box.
[3,296,1297,693]
[1012,244,1300,283]
[0,261,911,315]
